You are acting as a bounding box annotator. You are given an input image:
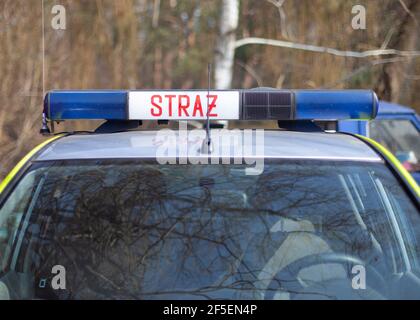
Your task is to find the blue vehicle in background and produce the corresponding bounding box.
[338,101,420,184]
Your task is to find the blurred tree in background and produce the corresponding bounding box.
[0,0,419,179]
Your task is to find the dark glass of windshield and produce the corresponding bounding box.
[0,160,419,300]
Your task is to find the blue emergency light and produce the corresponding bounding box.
[43,89,378,122]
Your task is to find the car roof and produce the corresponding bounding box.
[379,101,416,115]
[34,130,382,162]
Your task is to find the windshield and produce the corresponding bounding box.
[0,160,419,300]
[369,119,420,174]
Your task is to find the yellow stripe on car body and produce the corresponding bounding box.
[0,135,64,195]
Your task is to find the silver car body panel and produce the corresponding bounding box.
[35,130,382,162]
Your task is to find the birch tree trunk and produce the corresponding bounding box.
[214,0,239,89]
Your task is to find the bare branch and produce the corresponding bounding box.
[235,37,420,58]
[401,73,420,80]
[235,61,263,87]
[152,0,161,28]
[266,0,290,39]
[380,26,396,50]
[325,57,409,88]
[398,0,419,26]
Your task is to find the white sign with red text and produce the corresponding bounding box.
[128,91,240,120]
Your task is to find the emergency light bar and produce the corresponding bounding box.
[43,89,378,121]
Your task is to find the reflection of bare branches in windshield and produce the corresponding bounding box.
[6,161,417,299]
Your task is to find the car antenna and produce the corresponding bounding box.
[40,111,51,135]
[40,95,52,135]
[201,63,213,154]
